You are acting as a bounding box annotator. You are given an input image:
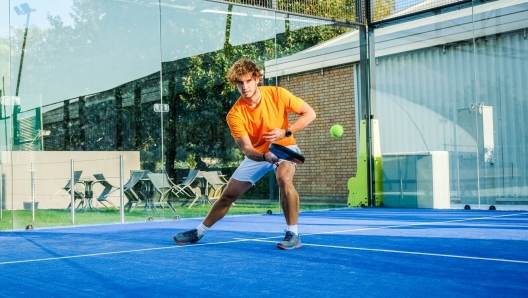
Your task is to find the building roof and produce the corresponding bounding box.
[264,0,528,78]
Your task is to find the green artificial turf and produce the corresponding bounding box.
[0,203,344,230]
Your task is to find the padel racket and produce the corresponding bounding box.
[269,143,305,164]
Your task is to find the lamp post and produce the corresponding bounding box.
[13,3,36,97]
[12,3,36,149]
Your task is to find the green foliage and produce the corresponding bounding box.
[140,149,164,172]
[373,0,396,21]
[187,153,197,169]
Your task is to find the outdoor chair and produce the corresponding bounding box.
[201,171,228,205]
[93,173,117,209]
[216,171,229,184]
[147,172,177,212]
[172,169,201,208]
[50,170,85,210]
[106,171,145,211]
[130,170,150,179]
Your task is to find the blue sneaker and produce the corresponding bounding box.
[173,229,203,245]
[276,230,302,250]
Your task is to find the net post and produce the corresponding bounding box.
[119,155,124,224]
[31,162,35,222]
[70,159,75,224]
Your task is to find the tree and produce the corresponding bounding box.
[168,2,351,170]
[373,0,395,21]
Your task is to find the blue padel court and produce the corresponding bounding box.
[1,208,527,297]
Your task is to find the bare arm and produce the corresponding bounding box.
[263,102,317,143]
[234,136,280,163]
[234,136,264,161]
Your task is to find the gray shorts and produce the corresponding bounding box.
[231,145,301,185]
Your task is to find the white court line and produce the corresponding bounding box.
[239,211,528,241]
[300,211,528,237]
[249,239,528,264]
[0,239,252,266]
[2,212,526,266]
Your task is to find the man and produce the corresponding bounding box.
[173,59,316,250]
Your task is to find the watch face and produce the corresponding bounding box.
[285,128,292,137]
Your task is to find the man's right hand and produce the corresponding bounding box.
[264,152,279,164]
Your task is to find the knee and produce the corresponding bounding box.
[218,192,238,205]
[276,176,294,189]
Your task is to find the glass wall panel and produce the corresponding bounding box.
[160,0,282,218]
[0,1,8,101]
[3,0,163,230]
[375,0,528,210]
[1,0,10,229]
[159,0,354,221]
[472,0,528,208]
[374,1,479,209]
[271,13,356,211]
[0,0,370,230]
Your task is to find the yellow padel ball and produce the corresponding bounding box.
[330,124,343,138]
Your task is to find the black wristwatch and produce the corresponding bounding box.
[284,128,292,138]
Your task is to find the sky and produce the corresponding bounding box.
[1,0,75,38]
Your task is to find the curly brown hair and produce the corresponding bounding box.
[226,59,263,85]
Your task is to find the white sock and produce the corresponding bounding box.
[287,225,298,235]
[196,223,209,237]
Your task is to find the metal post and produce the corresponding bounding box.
[359,27,373,207]
[278,180,281,214]
[15,25,29,97]
[269,172,275,201]
[367,27,377,207]
[14,3,36,97]
[119,155,124,224]
[70,159,75,224]
[31,162,35,222]
[368,28,377,119]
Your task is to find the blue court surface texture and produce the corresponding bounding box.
[1,208,527,298]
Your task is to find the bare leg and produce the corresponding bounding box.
[202,179,252,227]
[275,162,299,225]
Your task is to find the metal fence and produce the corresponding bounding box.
[213,0,475,25]
[370,0,470,23]
[212,0,365,25]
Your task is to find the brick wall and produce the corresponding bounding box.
[278,66,357,203]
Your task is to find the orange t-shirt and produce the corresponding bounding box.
[227,86,304,153]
